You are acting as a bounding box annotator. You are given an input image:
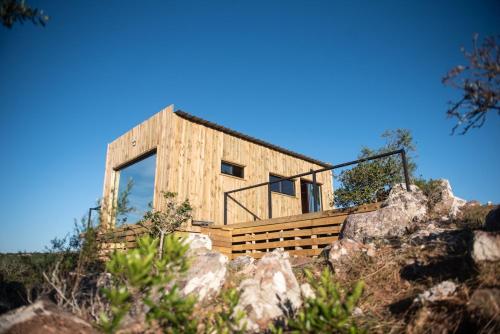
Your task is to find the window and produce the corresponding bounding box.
[114,152,156,226]
[221,161,244,178]
[270,174,295,196]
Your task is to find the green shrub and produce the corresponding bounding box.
[334,129,417,208]
[283,268,365,334]
[100,235,197,333]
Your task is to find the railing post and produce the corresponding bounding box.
[223,192,228,225]
[401,150,411,192]
[268,184,272,219]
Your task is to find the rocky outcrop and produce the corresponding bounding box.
[0,299,96,334]
[471,231,500,262]
[342,184,428,242]
[236,250,301,332]
[182,251,228,301]
[430,179,466,218]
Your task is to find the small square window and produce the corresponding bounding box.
[221,161,244,178]
[269,174,295,196]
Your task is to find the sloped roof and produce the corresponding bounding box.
[174,110,332,168]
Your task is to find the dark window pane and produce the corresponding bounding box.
[221,161,244,178]
[269,174,295,196]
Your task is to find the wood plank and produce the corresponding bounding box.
[231,215,346,235]
[232,225,341,242]
[232,236,338,251]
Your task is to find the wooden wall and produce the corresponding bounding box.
[101,105,334,229]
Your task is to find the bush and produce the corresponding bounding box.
[99,235,197,333]
[281,268,365,334]
[334,129,417,208]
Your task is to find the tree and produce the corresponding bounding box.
[333,129,416,208]
[0,0,48,28]
[442,34,499,134]
[140,192,192,258]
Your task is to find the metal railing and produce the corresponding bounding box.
[223,149,411,225]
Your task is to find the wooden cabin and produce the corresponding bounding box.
[100,105,334,232]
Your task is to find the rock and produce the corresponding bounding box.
[184,233,212,255]
[328,238,370,272]
[467,288,500,321]
[430,179,466,218]
[182,251,228,301]
[0,299,97,334]
[484,206,500,232]
[414,281,457,304]
[300,283,315,300]
[228,255,256,276]
[471,231,500,262]
[236,250,301,331]
[342,184,428,242]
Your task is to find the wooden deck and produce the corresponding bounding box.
[97,202,381,258]
[200,202,381,259]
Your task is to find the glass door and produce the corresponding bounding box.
[300,179,322,214]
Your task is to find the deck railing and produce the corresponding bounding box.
[223,149,411,225]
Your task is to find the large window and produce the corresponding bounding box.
[269,174,296,196]
[221,161,244,178]
[115,152,156,226]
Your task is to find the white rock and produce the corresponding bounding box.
[342,184,428,242]
[300,283,315,300]
[182,251,228,301]
[431,179,466,217]
[472,231,500,262]
[183,233,212,255]
[236,250,301,331]
[414,281,457,304]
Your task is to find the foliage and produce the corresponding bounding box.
[278,268,364,334]
[443,34,499,134]
[334,129,416,207]
[207,287,247,334]
[99,235,197,333]
[413,178,443,210]
[0,0,48,28]
[140,191,192,257]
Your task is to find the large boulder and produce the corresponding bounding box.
[182,251,228,301]
[471,231,500,262]
[342,184,428,242]
[0,299,97,334]
[430,179,466,218]
[236,250,302,332]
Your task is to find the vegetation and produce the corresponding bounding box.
[100,235,197,333]
[140,191,192,257]
[0,0,48,28]
[288,269,364,334]
[334,129,417,207]
[443,34,499,134]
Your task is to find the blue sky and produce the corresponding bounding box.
[0,0,499,252]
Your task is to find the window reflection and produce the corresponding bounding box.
[115,153,156,226]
